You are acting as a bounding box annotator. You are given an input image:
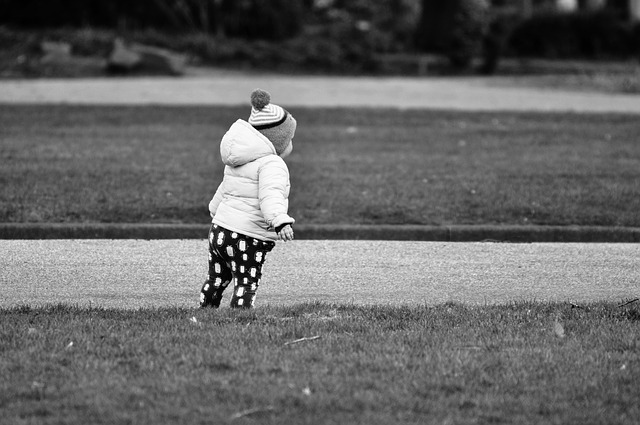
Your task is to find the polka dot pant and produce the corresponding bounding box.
[200,224,275,308]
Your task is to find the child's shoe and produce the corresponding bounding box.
[200,280,223,308]
[229,286,255,309]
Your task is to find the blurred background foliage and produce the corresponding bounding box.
[0,0,639,76]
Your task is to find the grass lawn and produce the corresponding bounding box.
[1,302,638,425]
[1,104,639,227]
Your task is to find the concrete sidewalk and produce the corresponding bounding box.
[1,72,640,113]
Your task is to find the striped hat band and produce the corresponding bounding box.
[249,104,288,130]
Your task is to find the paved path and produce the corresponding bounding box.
[2,240,638,309]
[2,72,640,113]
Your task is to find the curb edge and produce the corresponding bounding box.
[1,223,639,243]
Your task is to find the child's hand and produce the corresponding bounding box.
[277,224,294,242]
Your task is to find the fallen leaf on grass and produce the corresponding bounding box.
[31,381,46,399]
[618,298,639,308]
[455,345,483,351]
[554,321,565,338]
[230,406,275,420]
[284,335,321,346]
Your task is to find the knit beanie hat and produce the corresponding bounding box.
[248,89,296,156]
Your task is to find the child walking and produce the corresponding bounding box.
[200,89,296,309]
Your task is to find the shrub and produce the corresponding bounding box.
[316,0,422,54]
[0,0,305,41]
[284,23,379,73]
[0,0,419,73]
[416,0,489,69]
[447,0,489,68]
[219,0,304,41]
[507,10,637,59]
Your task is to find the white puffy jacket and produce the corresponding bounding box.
[209,119,295,241]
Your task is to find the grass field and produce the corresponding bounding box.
[1,104,639,227]
[1,302,638,425]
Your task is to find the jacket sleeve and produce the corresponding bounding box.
[258,156,295,230]
[208,182,224,218]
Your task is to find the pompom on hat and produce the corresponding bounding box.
[248,89,296,157]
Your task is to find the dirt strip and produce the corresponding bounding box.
[2,240,639,309]
[2,72,640,113]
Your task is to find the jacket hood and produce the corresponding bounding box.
[220,119,277,167]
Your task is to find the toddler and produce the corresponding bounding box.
[200,89,296,308]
